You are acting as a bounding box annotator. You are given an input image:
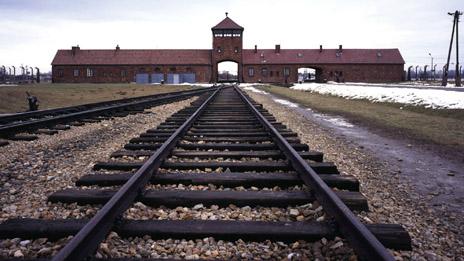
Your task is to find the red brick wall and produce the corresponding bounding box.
[52,65,212,83]
[212,34,243,82]
[242,64,404,84]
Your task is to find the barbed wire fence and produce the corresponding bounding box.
[0,65,46,84]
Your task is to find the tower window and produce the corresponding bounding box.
[217,47,222,53]
[234,47,239,53]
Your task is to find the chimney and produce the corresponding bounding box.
[275,44,280,53]
[339,45,343,52]
[254,45,257,53]
[319,45,323,52]
[116,44,120,51]
[71,45,80,56]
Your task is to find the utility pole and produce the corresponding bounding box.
[428,53,433,81]
[442,10,462,87]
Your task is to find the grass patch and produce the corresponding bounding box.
[258,85,464,150]
[0,83,195,113]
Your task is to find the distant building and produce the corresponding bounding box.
[51,15,405,84]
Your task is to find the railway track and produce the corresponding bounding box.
[0,87,217,145]
[0,85,411,260]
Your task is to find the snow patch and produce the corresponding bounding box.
[242,86,269,94]
[321,117,354,128]
[273,98,298,108]
[291,83,464,109]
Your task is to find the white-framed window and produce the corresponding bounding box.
[261,68,268,77]
[284,67,290,76]
[86,68,95,77]
[248,67,254,77]
[73,69,79,77]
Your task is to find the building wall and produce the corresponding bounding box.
[52,65,212,83]
[211,34,243,82]
[242,63,404,84]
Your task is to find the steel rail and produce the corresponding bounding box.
[51,87,221,261]
[0,87,217,138]
[0,87,218,124]
[234,85,395,260]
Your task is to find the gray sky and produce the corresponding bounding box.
[0,0,463,73]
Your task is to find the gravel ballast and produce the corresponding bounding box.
[0,98,196,257]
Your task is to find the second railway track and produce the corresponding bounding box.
[0,87,217,145]
[0,85,411,260]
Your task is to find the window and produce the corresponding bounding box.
[58,69,64,77]
[170,67,176,72]
[86,68,95,77]
[121,70,127,77]
[283,68,290,76]
[248,67,254,77]
[270,71,274,77]
[261,68,268,77]
[154,67,161,72]
[234,47,239,53]
[217,46,222,53]
[73,69,79,77]
[276,71,280,77]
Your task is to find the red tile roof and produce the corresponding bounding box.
[51,49,212,65]
[242,48,405,64]
[52,48,404,66]
[212,17,244,30]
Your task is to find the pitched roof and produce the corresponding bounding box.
[242,48,405,64]
[51,49,212,65]
[212,17,244,30]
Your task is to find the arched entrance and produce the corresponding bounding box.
[298,67,323,83]
[217,61,238,82]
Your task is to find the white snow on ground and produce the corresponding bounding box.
[238,83,266,87]
[326,81,457,88]
[273,98,298,108]
[241,86,269,94]
[291,83,464,109]
[316,116,354,128]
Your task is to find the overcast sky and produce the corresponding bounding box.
[0,0,463,73]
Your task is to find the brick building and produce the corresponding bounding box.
[51,15,405,84]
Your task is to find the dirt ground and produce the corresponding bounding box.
[0,83,194,113]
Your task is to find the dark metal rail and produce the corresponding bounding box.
[234,86,395,260]
[51,87,222,261]
[0,87,217,138]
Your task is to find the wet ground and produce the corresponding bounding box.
[269,93,464,217]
